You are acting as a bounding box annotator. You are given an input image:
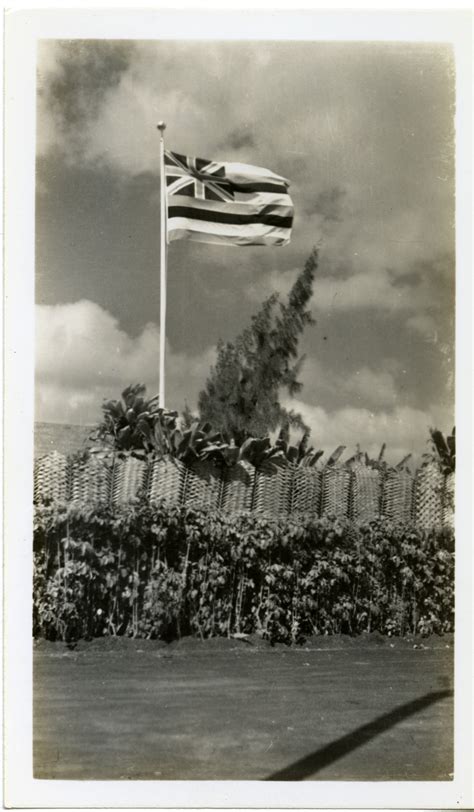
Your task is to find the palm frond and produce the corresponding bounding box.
[326,445,346,467]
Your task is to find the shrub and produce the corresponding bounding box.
[33,501,454,644]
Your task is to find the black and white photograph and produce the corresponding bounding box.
[3,8,473,809]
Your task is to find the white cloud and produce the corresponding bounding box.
[337,367,400,409]
[312,268,431,314]
[244,267,300,303]
[299,358,401,410]
[35,300,215,424]
[83,76,197,176]
[283,397,454,466]
[35,300,453,462]
[36,41,454,326]
[244,237,451,319]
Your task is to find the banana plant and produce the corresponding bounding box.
[345,444,365,470]
[274,423,324,467]
[157,420,236,467]
[394,453,412,473]
[345,443,412,474]
[90,384,179,458]
[294,431,325,468]
[200,439,240,467]
[238,436,287,469]
[324,445,346,467]
[422,426,455,474]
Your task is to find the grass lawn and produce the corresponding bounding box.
[34,633,453,781]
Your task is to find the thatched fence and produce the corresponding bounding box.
[33,450,454,530]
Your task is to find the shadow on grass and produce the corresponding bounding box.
[265,689,453,781]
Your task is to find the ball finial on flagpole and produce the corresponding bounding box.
[157,121,166,132]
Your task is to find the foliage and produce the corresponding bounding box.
[423,427,456,474]
[274,423,324,467]
[33,501,454,645]
[197,249,318,444]
[90,384,179,458]
[88,386,454,480]
[91,384,236,466]
[181,402,198,430]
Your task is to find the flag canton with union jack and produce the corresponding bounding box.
[165,151,236,202]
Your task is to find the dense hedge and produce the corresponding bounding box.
[33,500,454,644]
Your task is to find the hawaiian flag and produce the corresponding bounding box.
[164,150,294,247]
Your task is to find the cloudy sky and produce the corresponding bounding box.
[35,38,455,464]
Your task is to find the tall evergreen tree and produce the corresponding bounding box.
[197,248,318,444]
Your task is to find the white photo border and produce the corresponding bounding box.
[3,8,473,810]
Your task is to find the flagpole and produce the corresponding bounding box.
[157,121,167,409]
